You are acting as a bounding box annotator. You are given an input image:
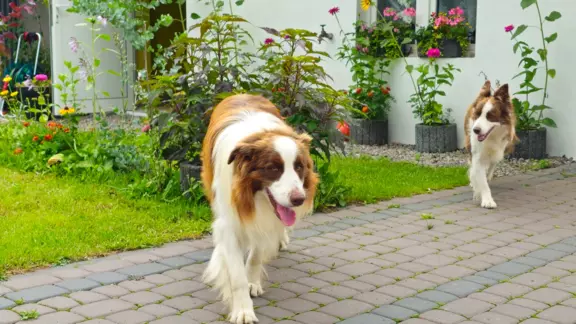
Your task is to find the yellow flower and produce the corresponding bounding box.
[360,0,372,11]
[59,107,76,115]
[10,91,18,97]
[0,90,8,97]
[3,76,12,83]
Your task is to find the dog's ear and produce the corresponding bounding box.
[227,143,255,165]
[494,84,510,102]
[479,80,491,98]
[297,133,313,146]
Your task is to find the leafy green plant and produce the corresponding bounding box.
[409,57,460,125]
[506,0,561,130]
[313,162,350,211]
[18,310,39,320]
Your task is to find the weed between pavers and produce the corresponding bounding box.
[18,310,39,320]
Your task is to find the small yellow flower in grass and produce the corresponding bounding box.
[0,90,8,97]
[10,91,18,97]
[59,107,76,115]
[360,0,372,11]
[3,75,12,83]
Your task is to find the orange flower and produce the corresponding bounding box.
[22,121,30,127]
[367,91,374,98]
[355,88,362,94]
[362,106,369,113]
[32,135,39,142]
[44,134,53,141]
[381,87,390,95]
[64,128,70,133]
[13,148,23,155]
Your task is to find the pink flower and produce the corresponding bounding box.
[448,6,464,16]
[23,78,33,90]
[362,47,369,53]
[141,124,151,133]
[68,37,79,53]
[427,48,441,58]
[34,74,48,81]
[394,28,399,33]
[403,7,416,17]
[264,38,274,45]
[393,14,399,21]
[505,24,515,32]
[383,7,397,17]
[360,24,367,31]
[284,35,291,39]
[328,6,340,15]
[97,16,107,27]
[434,16,450,27]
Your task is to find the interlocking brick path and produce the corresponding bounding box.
[1,165,576,324]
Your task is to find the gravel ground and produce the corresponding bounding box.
[342,142,574,178]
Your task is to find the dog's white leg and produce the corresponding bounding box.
[203,220,257,324]
[470,159,497,209]
[279,228,290,251]
[246,248,264,297]
[487,162,497,182]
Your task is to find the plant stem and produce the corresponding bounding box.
[91,22,97,128]
[535,0,549,122]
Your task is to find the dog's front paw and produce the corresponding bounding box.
[248,282,264,297]
[279,231,290,251]
[229,308,258,324]
[481,198,497,209]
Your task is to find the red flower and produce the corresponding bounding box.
[381,86,390,95]
[337,122,350,137]
[355,88,362,95]
[505,25,515,33]
[13,148,23,155]
[328,6,340,15]
[64,128,70,133]
[264,38,274,45]
[32,135,39,142]
[44,134,53,141]
[367,91,374,98]
[22,121,30,127]
[141,124,151,133]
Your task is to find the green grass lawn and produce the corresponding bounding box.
[0,156,468,275]
[0,167,211,275]
[330,156,469,204]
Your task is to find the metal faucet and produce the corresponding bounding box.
[318,24,333,43]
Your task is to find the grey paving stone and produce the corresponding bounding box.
[318,300,373,318]
[182,309,220,322]
[488,262,533,277]
[393,297,438,313]
[86,272,129,285]
[106,310,155,324]
[257,306,294,320]
[118,280,156,292]
[513,257,549,267]
[39,296,80,310]
[55,278,100,292]
[92,285,130,297]
[20,311,85,324]
[292,229,321,239]
[471,312,517,324]
[436,280,484,297]
[547,243,576,253]
[293,311,340,324]
[331,222,354,229]
[138,304,179,317]
[0,297,15,310]
[526,249,569,261]
[5,285,69,303]
[162,296,207,311]
[148,315,199,324]
[419,310,466,324]
[69,291,108,304]
[120,291,166,305]
[442,298,494,317]
[538,305,576,324]
[2,275,60,291]
[358,213,393,222]
[339,218,369,225]
[416,290,459,304]
[462,275,498,286]
[0,310,20,324]
[151,280,206,297]
[12,303,55,315]
[71,299,134,318]
[159,256,197,268]
[276,298,318,313]
[338,313,394,324]
[117,263,171,277]
[373,305,418,320]
[475,271,510,281]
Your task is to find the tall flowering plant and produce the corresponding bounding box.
[506,0,561,130]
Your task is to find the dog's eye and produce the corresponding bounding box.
[265,165,280,172]
[294,162,304,171]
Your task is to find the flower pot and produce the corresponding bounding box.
[179,161,202,197]
[350,118,388,146]
[510,128,547,160]
[440,39,463,58]
[415,123,457,153]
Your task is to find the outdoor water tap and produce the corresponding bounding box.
[318,24,333,44]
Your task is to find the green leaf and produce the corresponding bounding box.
[512,25,528,39]
[547,69,556,78]
[94,58,101,68]
[521,0,537,9]
[98,34,111,42]
[107,69,121,77]
[545,33,558,43]
[405,65,414,73]
[101,91,110,97]
[235,0,244,5]
[541,117,557,128]
[545,11,562,22]
[190,13,201,19]
[537,48,547,61]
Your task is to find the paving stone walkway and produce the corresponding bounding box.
[2,165,576,324]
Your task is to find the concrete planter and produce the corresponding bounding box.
[440,39,463,58]
[350,118,388,146]
[415,123,457,153]
[510,128,547,160]
[179,161,201,197]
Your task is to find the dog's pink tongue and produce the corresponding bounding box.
[276,205,296,226]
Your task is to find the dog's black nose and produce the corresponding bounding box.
[290,191,305,207]
[473,127,481,134]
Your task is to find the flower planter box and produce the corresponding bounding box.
[350,118,388,146]
[509,128,547,160]
[415,123,457,153]
[440,39,463,58]
[179,161,202,197]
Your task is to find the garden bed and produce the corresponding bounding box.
[343,143,574,177]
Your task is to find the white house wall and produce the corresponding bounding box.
[191,0,575,158]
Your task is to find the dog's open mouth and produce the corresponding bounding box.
[266,189,296,227]
[477,126,495,142]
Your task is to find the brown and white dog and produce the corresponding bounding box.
[465,81,517,209]
[200,94,318,324]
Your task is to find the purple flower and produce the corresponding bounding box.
[23,78,33,90]
[97,16,107,27]
[69,37,79,53]
[77,69,88,81]
[284,35,291,39]
[328,7,340,15]
[264,38,274,45]
[505,24,515,33]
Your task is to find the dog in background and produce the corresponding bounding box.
[200,94,318,324]
[465,81,517,208]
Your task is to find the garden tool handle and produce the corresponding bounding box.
[14,33,43,75]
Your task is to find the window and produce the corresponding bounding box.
[437,0,477,43]
[377,0,416,18]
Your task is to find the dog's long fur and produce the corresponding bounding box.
[200,94,318,324]
[465,81,517,208]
